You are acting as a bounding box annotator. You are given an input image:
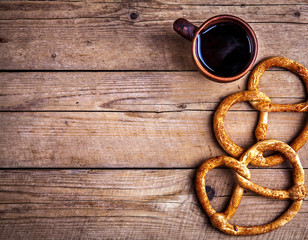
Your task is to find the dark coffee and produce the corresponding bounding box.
[196,22,252,77]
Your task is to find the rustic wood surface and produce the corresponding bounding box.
[0,169,307,240]
[0,0,307,239]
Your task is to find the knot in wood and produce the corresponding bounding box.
[130,12,138,20]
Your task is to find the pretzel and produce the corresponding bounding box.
[213,57,308,166]
[248,56,308,164]
[214,90,308,167]
[196,140,307,236]
[196,57,308,236]
[213,90,281,166]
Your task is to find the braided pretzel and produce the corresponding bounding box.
[196,140,307,236]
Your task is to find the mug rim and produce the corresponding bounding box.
[192,15,258,83]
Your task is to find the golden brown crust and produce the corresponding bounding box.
[213,90,287,166]
[248,56,308,112]
[255,111,268,141]
[214,60,308,166]
[196,140,307,236]
[236,140,306,200]
[213,90,269,159]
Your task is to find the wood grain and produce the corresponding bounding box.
[0,1,307,22]
[0,111,307,168]
[0,70,306,111]
[0,169,307,239]
[0,1,307,239]
[0,1,307,70]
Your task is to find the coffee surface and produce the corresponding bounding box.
[196,22,252,77]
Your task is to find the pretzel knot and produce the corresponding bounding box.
[196,140,307,236]
[248,56,308,113]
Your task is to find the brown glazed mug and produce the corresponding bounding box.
[173,15,258,82]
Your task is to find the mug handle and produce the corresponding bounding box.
[173,18,199,41]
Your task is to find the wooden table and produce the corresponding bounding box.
[0,0,307,239]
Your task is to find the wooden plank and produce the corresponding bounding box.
[0,9,307,70]
[0,169,307,239]
[1,0,305,5]
[1,0,307,9]
[147,0,308,5]
[0,1,307,22]
[0,111,307,168]
[0,2,306,240]
[0,71,306,111]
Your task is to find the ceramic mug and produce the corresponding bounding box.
[173,15,258,82]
